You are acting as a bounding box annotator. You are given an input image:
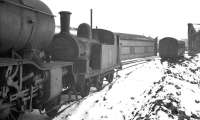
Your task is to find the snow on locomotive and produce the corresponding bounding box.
[0,0,121,119]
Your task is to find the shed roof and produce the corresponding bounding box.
[115,32,154,41]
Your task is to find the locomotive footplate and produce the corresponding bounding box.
[0,58,73,70]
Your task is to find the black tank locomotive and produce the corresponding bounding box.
[47,11,121,97]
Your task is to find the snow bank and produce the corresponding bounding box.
[54,55,200,120]
[133,56,200,120]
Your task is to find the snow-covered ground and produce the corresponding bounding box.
[52,54,200,120]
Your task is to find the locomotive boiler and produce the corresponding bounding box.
[0,0,73,119]
[0,0,54,54]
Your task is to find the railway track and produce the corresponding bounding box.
[122,56,159,69]
[122,58,149,65]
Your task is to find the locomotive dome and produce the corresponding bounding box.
[77,23,92,38]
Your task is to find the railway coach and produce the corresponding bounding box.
[159,37,185,61]
[116,33,157,61]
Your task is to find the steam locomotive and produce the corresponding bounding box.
[0,0,121,119]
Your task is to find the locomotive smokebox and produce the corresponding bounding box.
[60,11,71,34]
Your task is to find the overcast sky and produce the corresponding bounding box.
[42,0,200,39]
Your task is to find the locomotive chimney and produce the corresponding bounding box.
[59,11,71,34]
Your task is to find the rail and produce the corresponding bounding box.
[121,56,158,69]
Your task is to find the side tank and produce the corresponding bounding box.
[0,0,55,53]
